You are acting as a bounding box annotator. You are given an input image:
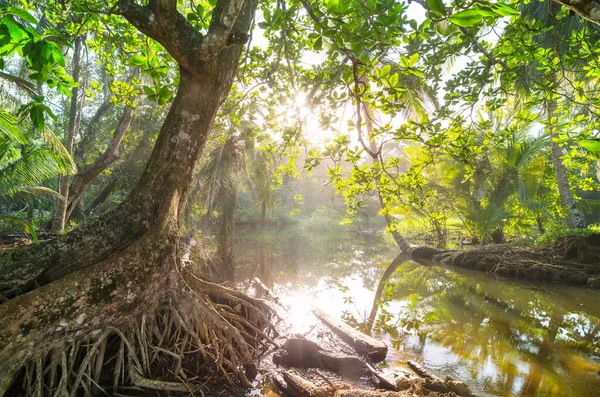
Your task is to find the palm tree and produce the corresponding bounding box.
[515,0,599,228]
[188,129,277,280]
[0,109,73,236]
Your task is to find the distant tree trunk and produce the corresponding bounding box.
[536,216,546,234]
[51,35,84,234]
[546,85,585,229]
[86,127,154,216]
[74,100,114,165]
[86,176,118,214]
[65,106,134,222]
[260,200,266,226]
[491,227,505,244]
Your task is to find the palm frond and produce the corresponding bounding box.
[0,147,70,196]
[0,214,39,243]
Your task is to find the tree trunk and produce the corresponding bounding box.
[547,93,585,229]
[361,103,418,253]
[74,100,114,165]
[65,106,134,222]
[86,175,118,214]
[51,35,85,234]
[86,127,155,216]
[1,0,263,393]
[536,216,546,234]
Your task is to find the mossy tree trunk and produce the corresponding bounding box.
[0,0,264,394]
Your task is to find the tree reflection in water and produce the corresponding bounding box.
[235,226,600,397]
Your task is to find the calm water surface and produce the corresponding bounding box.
[235,226,600,397]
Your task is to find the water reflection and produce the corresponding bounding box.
[235,226,600,397]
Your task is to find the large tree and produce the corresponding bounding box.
[0,0,270,393]
[2,0,600,394]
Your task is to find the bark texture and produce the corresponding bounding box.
[0,0,261,394]
[552,0,600,25]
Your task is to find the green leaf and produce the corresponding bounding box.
[325,0,341,14]
[474,6,496,17]
[492,3,520,17]
[0,215,38,243]
[314,36,323,51]
[426,0,446,16]
[581,139,600,153]
[142,85,155,96]
[130,54,146,65]
[380,64,392,77]
[408,53,419,66]
[158,86,172,100]
[5,7,38,25]
[448,10,484,27]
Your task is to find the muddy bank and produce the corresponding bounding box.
[431,234,600,288]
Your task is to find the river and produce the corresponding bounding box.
[234,225,600,397]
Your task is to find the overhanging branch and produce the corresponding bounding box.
[117,0,204,70]
[552,0,600,25]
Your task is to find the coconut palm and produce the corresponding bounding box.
[0,109,73,237]
[513,0,600,228]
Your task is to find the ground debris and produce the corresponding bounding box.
[251,278,477,397]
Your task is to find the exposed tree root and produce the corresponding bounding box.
[2,258,275,396]
[0,241,275,396]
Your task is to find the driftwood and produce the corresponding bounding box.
[254,277,283,305]
[366,363,420,391]
[251,277,477,397]
[274,338,367,377]
[312,309,388,363]
[408,361,476,397]
[275,367,476,397]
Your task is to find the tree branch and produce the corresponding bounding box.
[552,0,600,25]
[0,71,40,96]
[201,0,251,58]
[66,106,134,221]
[117,0,204,70]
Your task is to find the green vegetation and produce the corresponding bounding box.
[0,0,600,395]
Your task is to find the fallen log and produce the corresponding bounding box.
[254,277,283,305]
[274,338,367,378]
[408,361,476,397]
[274,368,473,397]
[312,309,388,363]
[365,363,419,391]
[274,369,339,397]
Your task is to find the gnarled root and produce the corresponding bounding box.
[4,285,275,396]
[1,233,275,396]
